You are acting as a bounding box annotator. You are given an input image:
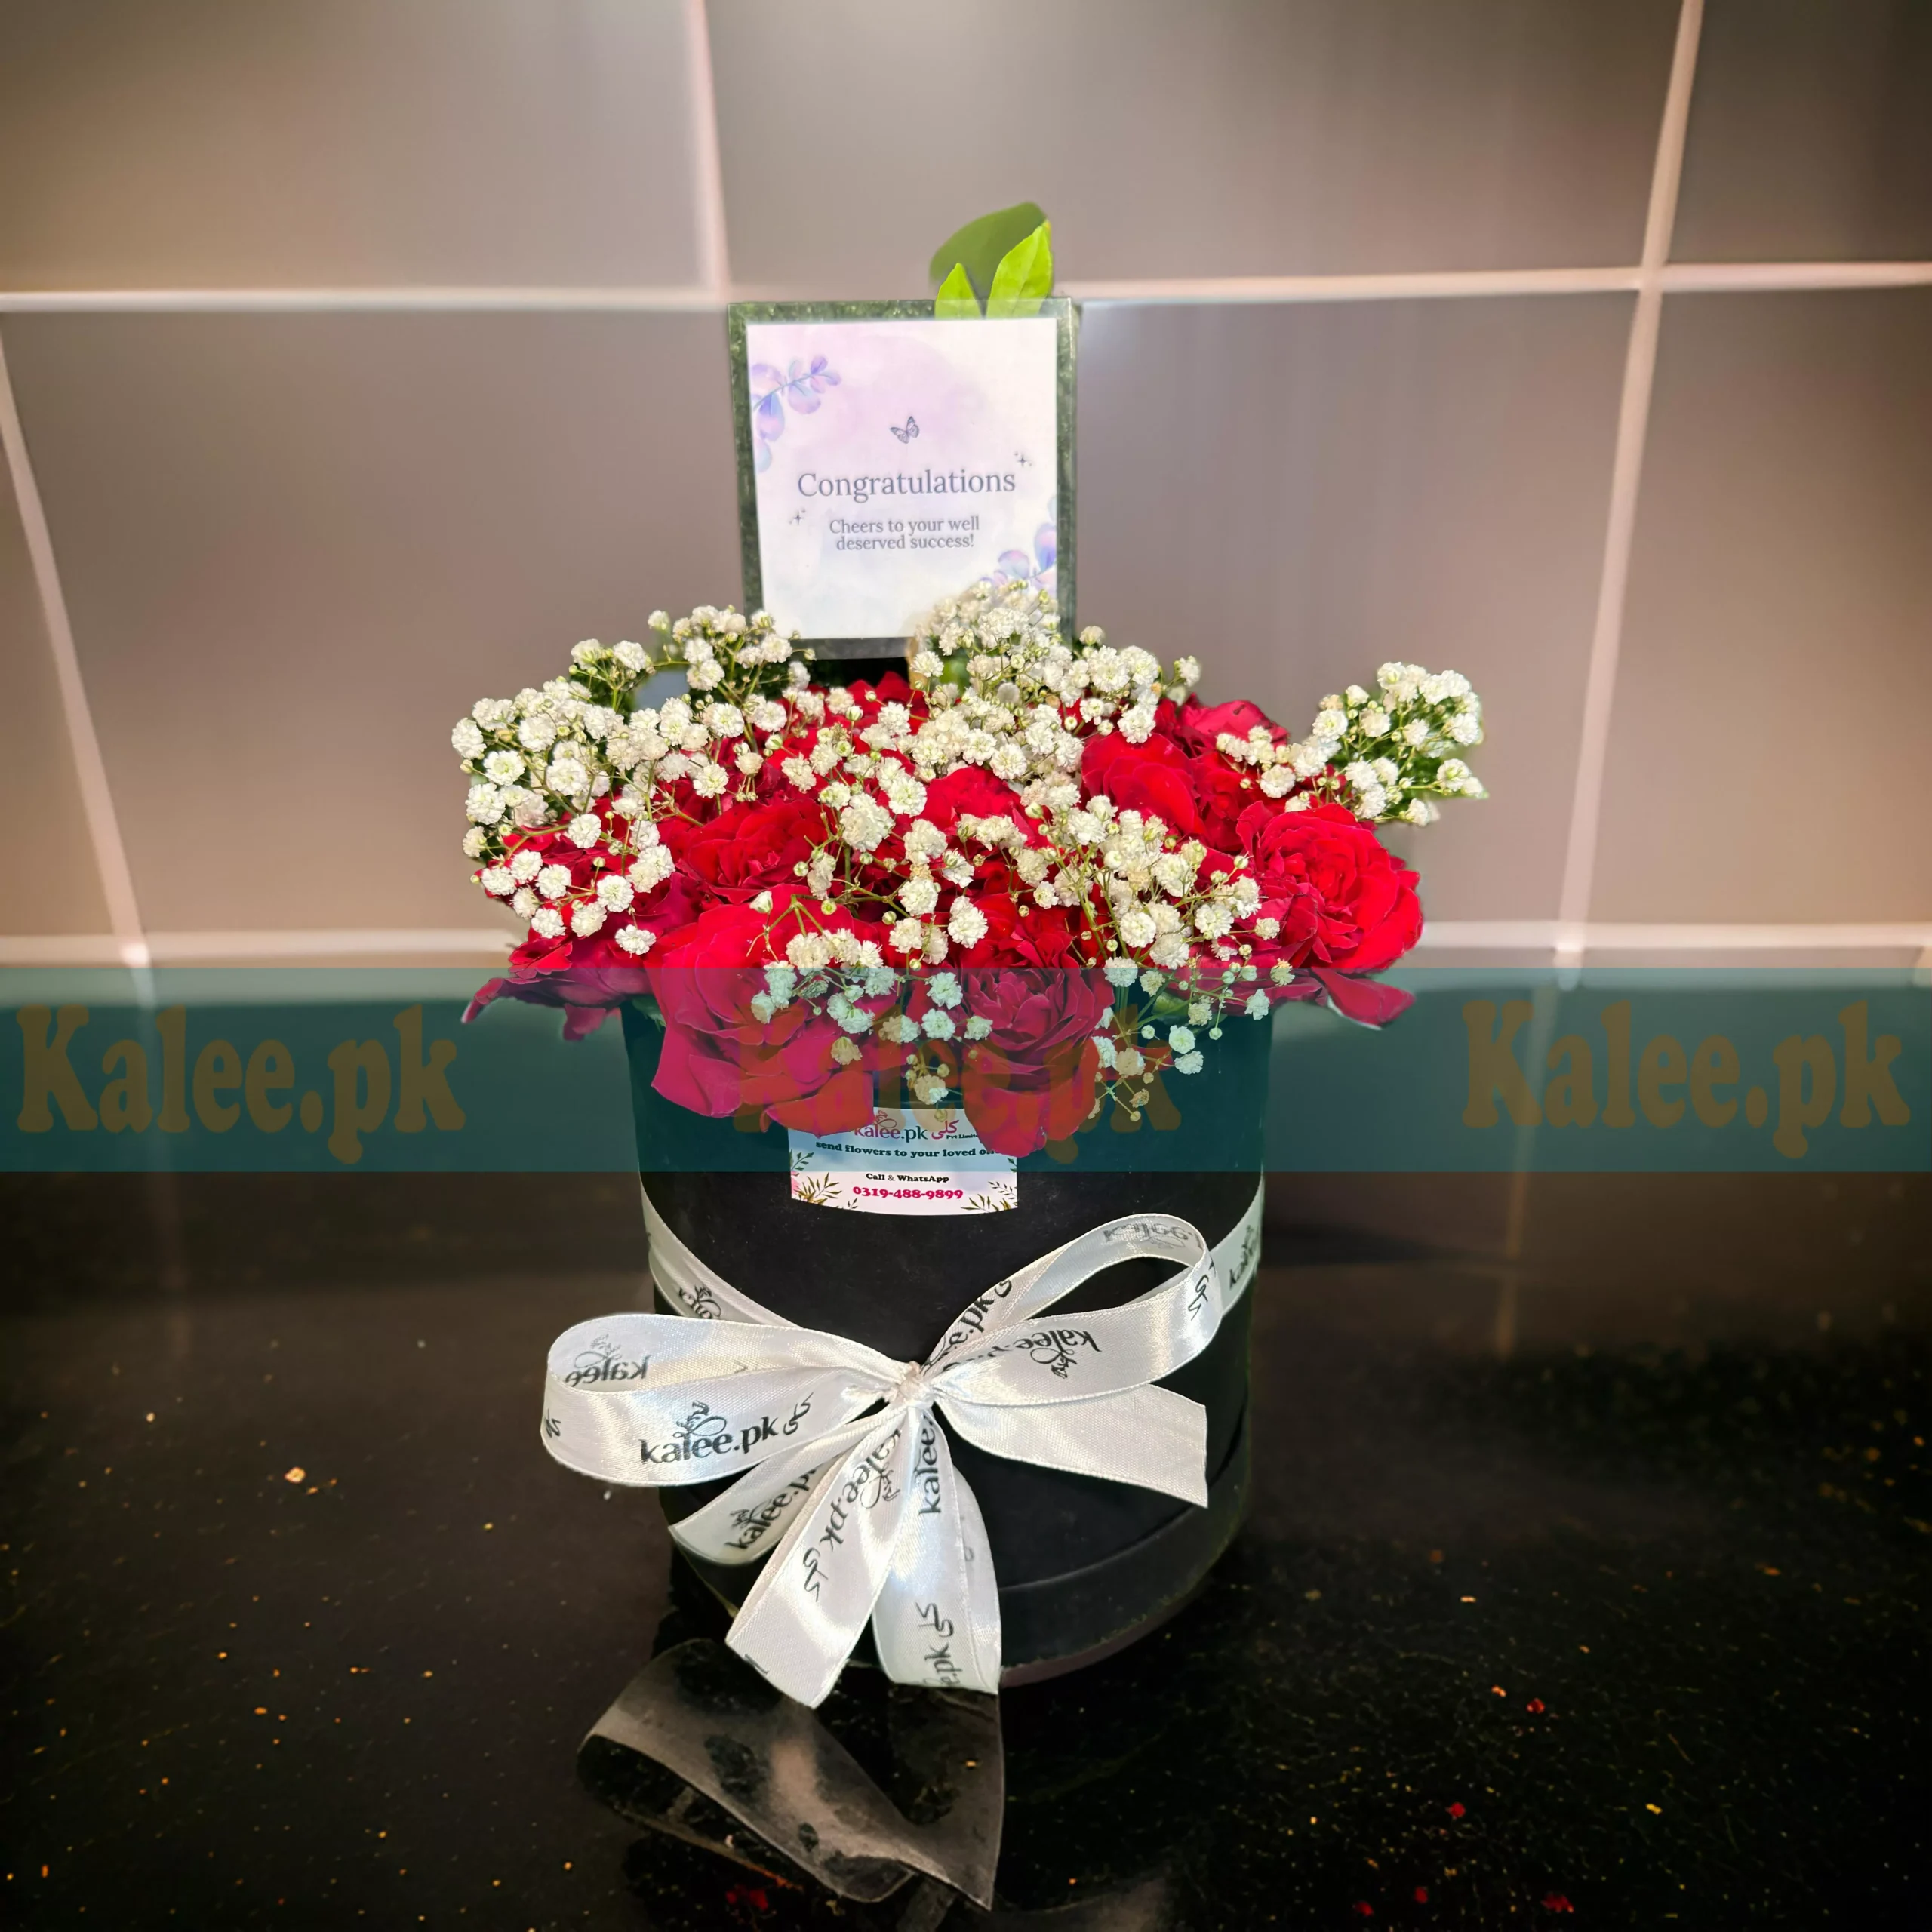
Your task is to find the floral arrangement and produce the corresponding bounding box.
[454,582,1484,1155]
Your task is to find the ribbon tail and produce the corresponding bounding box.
[725,1411,915,1709]
[939,1385,1209,1507]
[1214,1180,1265,1316]
[666,1416,878,1566]
[872,1409,1002,1696]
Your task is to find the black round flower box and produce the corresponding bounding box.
[620,999,1270,1687]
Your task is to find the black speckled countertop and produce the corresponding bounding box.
[3,1174,1927,1928]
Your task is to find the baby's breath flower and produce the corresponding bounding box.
[839,793,894,853]
[784,932,830,970]
[628,847,673,893]
[948,900,989,949]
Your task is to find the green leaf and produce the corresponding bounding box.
[927,201,1048,301]
[934,260,981,319]
[986,220,1054,318]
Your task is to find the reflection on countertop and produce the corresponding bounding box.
[2,1173,1927,1927]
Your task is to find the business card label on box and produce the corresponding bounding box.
[788,1107,1017,1214]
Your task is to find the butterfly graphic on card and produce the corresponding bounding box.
[888,416,920,444]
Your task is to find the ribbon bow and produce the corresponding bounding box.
[542,1183,1262,1707]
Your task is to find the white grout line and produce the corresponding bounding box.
[681,0,732,303]
[1552,0,1706,973]
[2,923,1927,971]
[0,286,723,314]
[140,929,514,961]
[1418,921,1932,955]
[0,328,149,970]
[1063,267,1641,303]
[0,935,126,967]
[1068,262,1932,303]
[1,262,1925,317]
[1660,260,1932,292]
[0,930,513,966]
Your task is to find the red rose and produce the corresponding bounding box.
[952,891,1088,969]
[1238,801,1421,974]
[1166,695,1288,758]
[645,896,903,1131]
[1182,751,1251,854]
[955,968,1115,1157]
[920,765,1032,839]
[1081,731,1201,836]
[847,670,915,707]
[676,797,832,903]
[463,963,650,1040]
[1081,728,1251,854]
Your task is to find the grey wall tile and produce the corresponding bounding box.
[1673,0,1932,263]
[0,380,115,936]
[2,312,742,933]
[0,0,701,289]
[711,0,1679,291]
[1076,296,1632,923]
[1594,291,1932,923]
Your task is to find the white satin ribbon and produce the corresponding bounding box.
[540,1179,1263,1708]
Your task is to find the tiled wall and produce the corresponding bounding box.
[2,0,1927,960]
